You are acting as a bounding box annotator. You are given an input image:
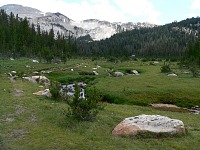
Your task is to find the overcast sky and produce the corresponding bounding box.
[0,0,200,25]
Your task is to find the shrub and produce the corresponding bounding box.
[161,62,171,73]
[66,84,103,121]
[50,81,61,100]
[190,66,199,77]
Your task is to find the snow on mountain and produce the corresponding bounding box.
[0,4,156,41]
[0,4,44,19]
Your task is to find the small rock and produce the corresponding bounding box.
[26,65,31,68]
[11,71,17,74]
[168,73,177,77]
[93,71,99,75]
[114,72,124,77]
[32,59,39,63]
[33,71,39,75]
[130,70,140,75]
[33,89,51,97]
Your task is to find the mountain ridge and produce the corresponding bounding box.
[0,4,156,41]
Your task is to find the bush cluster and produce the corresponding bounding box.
[66,84,103,121]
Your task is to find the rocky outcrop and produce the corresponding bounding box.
[112,115,185,136]
[23,76,50,86]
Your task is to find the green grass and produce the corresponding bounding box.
[1,58,200,149]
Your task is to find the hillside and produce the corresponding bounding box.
[77,17,200,58]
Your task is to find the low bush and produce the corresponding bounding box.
[66,84,103,121]
[161,62,171,73]
[49,81,61,100]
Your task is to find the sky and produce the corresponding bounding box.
[0,0,200,25]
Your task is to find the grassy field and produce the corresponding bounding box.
[0,57,200,149]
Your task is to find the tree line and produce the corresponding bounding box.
[0,9,77,63]
[77,17,200,59]
[0,9,200,64]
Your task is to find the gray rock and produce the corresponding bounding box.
[33,89,52,97]
[23,76,50,86]
[112,114,185,136]
[130,70,140,75]
[32,59,39,63]
[93,71,99,75]
[114,72,124,77]
[168,73,177,77]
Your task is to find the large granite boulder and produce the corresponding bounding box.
[112,115,185,136]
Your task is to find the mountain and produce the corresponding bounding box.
[0,4,156,41]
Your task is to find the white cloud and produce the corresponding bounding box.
[190,0,200,9]
[0,0,160,24]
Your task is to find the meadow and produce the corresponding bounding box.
[0,57,200,149]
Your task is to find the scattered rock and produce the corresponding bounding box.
[23,77,37,83]
[40,70,52,74]
[33,89,51,97]
[7,72,13,77]
[168,73,177,77]
[11,71,17,74]
[112,114,185,136]
[183,71,190,74]
[10,58,14,61]
[32,71,39,75]
[23,76,50,86]
[114,72,124,77]
[93,71,99,76]
[96,65,101,68]
[32,59,39,63]
[130,70,140,75]
[151,104,180,109]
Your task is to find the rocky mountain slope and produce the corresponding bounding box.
[0,4,156,41]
